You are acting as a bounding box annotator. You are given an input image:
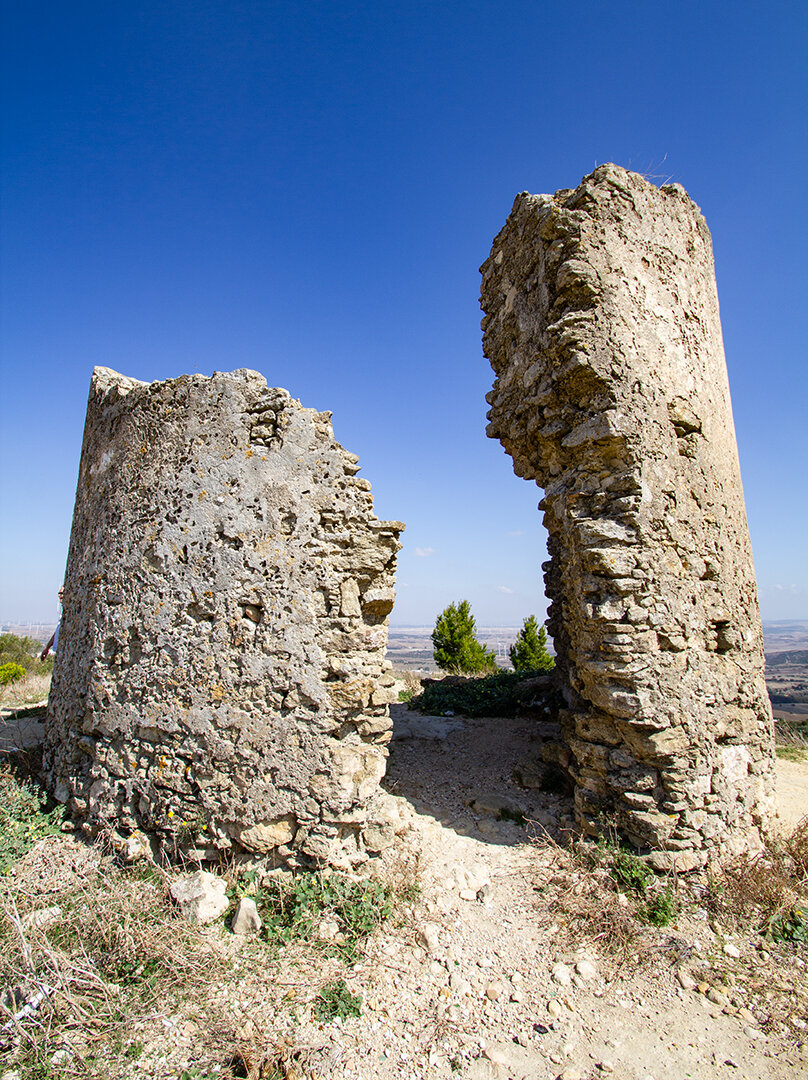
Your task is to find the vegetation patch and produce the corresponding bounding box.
[0,634,53,678]
[233,870,394,961]
[411,668,556,719]
[313,978,363,1021]
[609,845,654,896]
[0,662,27,686]
[0,763,64,874]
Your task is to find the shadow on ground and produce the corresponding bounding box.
[383,703,576,847]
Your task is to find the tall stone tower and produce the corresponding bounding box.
[45,367,404,866]
[481,165,774,868]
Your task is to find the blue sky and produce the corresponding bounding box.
[1,1,806,628]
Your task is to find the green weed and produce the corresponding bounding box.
[609,846,653,895]
[314,978,362,1021]
[236,870,393,960]
[768,905,808,943]
[0,764,64,874]
[643,887,677,927]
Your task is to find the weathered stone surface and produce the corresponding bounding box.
[480,165,775,862]
[231,896,263,935]
[170,870,229,924]
[45,368,403,865]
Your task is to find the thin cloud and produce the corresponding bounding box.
[414,547,436,558]
[497,585,514,594]
[506,530,525,537]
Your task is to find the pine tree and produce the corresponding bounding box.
[432,600,498,675]
[509,615,554,672]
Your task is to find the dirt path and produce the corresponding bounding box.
[297,706,805,1080]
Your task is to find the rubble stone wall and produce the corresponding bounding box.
[481,165,775,868]
[45,367,404,867]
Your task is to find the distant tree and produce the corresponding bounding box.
[509,615,554,672]
[432,601,498,675]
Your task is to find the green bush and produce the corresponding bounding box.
[0,633,53,676]
[410,668,550,719]
[0,662,27,686]
[509,615,554,672]
[432,601,497,675]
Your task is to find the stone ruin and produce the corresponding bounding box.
[480,164,775,868]
[44,367,404,866]
[46,166,775,872]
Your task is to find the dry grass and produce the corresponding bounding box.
[0,847,246,1078]
[528,817,808,1044]
[775,719,808,762]
[530,829,668,970]
[0,671,52,708]
[0,801,418,1079]
[390,668,423,697]
[704,816,808,935]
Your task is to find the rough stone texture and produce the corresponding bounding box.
[45,367,403,866]
[170,870,229,924]
[480,165,775,867]
[231,897,263,935]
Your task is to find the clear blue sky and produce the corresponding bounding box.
[1,1,806,628]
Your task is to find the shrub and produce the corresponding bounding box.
[0,661,27,686]
[609,846,653,895]
[431,601,497,675]
[410,668,548,718]
[643,887,677,926]
[0,633,53,676]
[509,615,554,672]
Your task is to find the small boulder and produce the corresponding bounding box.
[111,829,153,863]
[552,962,573,986]
[231,897,262,935]
[170,870,229,924]
[575,959,597,981]
[417,924,441,956]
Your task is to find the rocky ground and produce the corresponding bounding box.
[1,703,806,1080]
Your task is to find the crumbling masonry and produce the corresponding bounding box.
[481,165,775,868]
[45,367,404,866]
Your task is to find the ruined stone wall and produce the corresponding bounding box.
[481,165,774,868]
[45,367,404,867]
